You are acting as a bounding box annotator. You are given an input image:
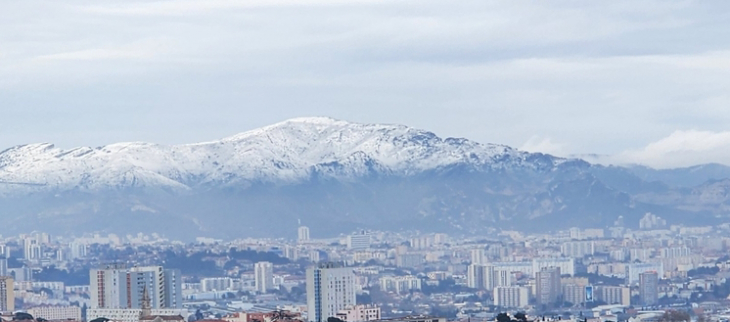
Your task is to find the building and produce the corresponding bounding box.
[336,305,381,322]
[639,271,659,306]
[69,241,87,259]
[562,284,587,306]
[660,247,691,258]
[298,226,310,242]
[201,277,233,292]
[533,258,575,277]
[10,267,33,282]
[467,264,512,291]
[626,262,663,285]
[467,264,488,289]
[0,259,6,277]
[90,265,182,309]
[255,262,274,293]
[489,262,533,276]
[87,308,187,322]
[536,267,561,308]
[23,238,40,260]
[639,213,666,230]
[163,269,183,309]
[0,277,14,312]
[493,286,529,309]
[596,286,630,306]
[129,266,167,309]
[470,249,486,265]
[347,233,371,250]
[561,241,595,258]
[395,253,424,268]
[379,276,422,294]
[27,305,82,320]
[306,262,356,322]
[375,316,446,322]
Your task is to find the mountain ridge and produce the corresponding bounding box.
[0,117,727,239]
[0,117,569,192]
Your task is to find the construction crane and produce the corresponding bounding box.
[0,180,46,186]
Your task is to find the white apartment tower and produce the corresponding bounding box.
[298,226,310,242]
[307,262,356,322]
[90,265,182,309]
[347,232,371,250]
[493,286,529,309]
[467,264,513,291]
[470,248,486,265]
[255,261,274,293]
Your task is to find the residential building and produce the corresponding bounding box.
[536,267,561,308]
[201,277,233,292]
[533,258,575,277]
[27,305,82,320]
[255,261,274,293]
[639,271,659,306]
[493,286,530,309]
[596,286,630,306]
[347,233,371,250]
[562,284,587,306]
[306,262,356,322]
[336,305,381,322]
[561,241,595,258]
[467,264,512,291]
[470,249,486,265]
[396,253,424,268]
[0,277,13,312]
[90,265,182,309]
[626,262,663,285]
[379,276,422,294]
[86,308,187,322]
[298,226,310,243]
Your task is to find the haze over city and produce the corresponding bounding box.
[2,2,730,322]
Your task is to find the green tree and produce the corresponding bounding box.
[496,313,511,322]
[659,310,690,322]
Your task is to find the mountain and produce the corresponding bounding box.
[0,117,725,239]
[626,164,730,187]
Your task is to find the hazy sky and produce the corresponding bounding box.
[2,0,730,168]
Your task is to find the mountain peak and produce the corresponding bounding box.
[0,117,562,193]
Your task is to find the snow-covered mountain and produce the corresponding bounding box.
[0,117,564,193]
[0,117,727,239]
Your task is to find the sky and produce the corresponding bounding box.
[2,0,730,169]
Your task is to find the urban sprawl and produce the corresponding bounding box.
[0,213,727,322]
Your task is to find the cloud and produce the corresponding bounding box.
[520,136,567,157]
[600,130,730,169]
[1,0,730,158]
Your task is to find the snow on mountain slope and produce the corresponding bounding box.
[0,117,564,192]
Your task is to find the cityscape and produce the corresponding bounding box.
[3,1,729,322]
[0,212,727,322]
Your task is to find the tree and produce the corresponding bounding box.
[514,312,527,322]
[13,313,34,321]
[89,318,109,322]
[659,310,690,322]
[496,313,512,322]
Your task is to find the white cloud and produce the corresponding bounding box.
[520,136,567,157]
[1,0,730,158]
[604,130,730,169]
